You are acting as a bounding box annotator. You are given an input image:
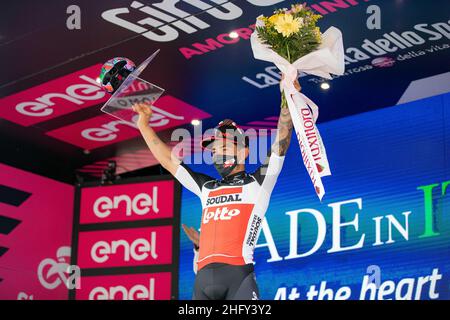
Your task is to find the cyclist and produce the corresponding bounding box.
[132,75,299,299]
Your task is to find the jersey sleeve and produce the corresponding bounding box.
[174,163,213,198]
[252,152,285,194]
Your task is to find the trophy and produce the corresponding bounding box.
[99,49,165,127]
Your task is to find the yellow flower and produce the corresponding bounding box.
[268,13,283,25]
[273,14,302,37]
[314,27,322,42]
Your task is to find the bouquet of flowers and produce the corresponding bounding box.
[256,3,322,108]
[250,3,345,201]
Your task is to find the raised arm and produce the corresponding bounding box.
[133,103,180,176]
[271,74,299,156]
[272,106,294,156]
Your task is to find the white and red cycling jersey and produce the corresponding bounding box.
[175,152,285,271]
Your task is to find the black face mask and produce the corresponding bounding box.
[212,154,238,178]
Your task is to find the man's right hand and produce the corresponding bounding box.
[132,103,153,128]
[182,224,200,250]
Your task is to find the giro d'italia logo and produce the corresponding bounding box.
[37,246,80,290]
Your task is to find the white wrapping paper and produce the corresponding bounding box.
[250,17,345,201]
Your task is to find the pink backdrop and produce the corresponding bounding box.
[0,163,74,300]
